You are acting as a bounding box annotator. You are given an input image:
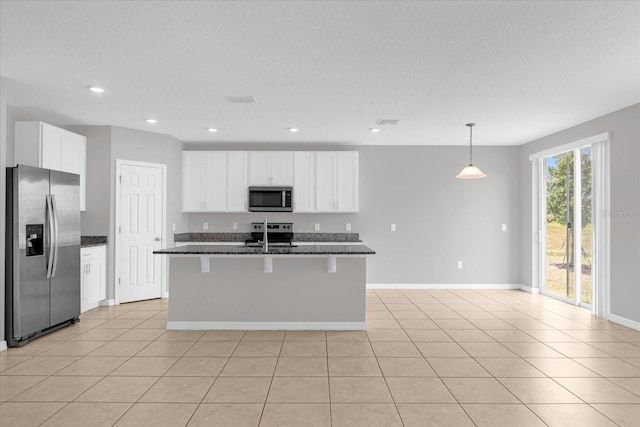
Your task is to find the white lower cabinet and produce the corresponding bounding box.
[81,245,106,313]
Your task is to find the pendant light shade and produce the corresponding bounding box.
[456,123,487,179]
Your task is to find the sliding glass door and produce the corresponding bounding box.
[543,147,592,307]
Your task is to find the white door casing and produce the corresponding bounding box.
[116,160,166,303]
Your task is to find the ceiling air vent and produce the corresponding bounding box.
[375,119,400,126]
[225,96,257,104]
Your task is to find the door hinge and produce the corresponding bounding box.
[118,226,121,234]
[118,277,121,285]
[119,175,122,184]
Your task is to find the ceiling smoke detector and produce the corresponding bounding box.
[224,96,257,104]
[375,119,400,126]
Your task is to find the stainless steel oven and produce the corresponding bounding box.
[248,186,293,212]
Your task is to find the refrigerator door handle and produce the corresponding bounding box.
[51,194,59,278]
[46,195,55,279]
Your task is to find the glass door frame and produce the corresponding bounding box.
[530,132,610,318]
[539,147,590,308]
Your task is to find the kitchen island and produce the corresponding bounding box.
[154,244,375,330]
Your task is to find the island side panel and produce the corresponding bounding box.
[167,256,366,329]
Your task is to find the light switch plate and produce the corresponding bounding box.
[203,222,209,230]
[172,223,176,231]
[502,224,507,232]
[314,223,320,231]
[390,224,396,232]
[457,261,463,269]
[232,222,238,230]
[346,223,351,231]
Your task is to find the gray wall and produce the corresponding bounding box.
[108,126,187,297]
[66,125,187,300]
[67,126,112,236]
[182,144,522,285]
[519,104,640,322]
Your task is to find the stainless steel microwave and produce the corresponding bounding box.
[248,186,293,212]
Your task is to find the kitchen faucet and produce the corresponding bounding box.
[263,217,268,253]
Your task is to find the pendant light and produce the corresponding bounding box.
[456,122,487,179]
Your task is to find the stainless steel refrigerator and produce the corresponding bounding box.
[6,164,81,347]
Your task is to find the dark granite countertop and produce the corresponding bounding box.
[155,244,375,256]
[174,232,361,243]
[81,236,108,247]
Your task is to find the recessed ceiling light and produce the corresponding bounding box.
[288,128,299,133]
[369,128,381,133]
[208,128,218,133]
[88,86,105,93]
[145,118,157,124]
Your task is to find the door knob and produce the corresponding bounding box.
[155,237,162,241]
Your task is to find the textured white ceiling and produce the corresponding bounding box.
[1,1,638,145]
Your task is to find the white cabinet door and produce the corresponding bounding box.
[16,121,87,210]
[335,152,359,212]
[81,246,106,313]
[314,152,359,212]
[204,152,227,211]
[270,152,294,185]
[294,152,315,212]
[249,152,294,185]
[40,123,63,171]
[315,152,337,212]
[227,151,248,212]
[60,130,86,210]
[248,152,271,185]
[182,152,207,212]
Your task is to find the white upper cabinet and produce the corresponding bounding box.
[204,152,227,212]
[293,152,315,212]
[182,151,248,213]
[182,150,357,213]
[335,152,359,212]
[182,151,227,212]
[315,152,359,213]
[16,121,87,211]
[182,151,208,212]
[249,152,294,185]
[227,151,249,212]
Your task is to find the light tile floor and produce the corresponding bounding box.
[1,289,639,426]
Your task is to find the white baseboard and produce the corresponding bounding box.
[366,283,523,290]
[167,321,366,331]
[0,340,7,352]
[519,285,540,294]
[608,313,640,331]
[163,292,169,299]
[99,299,116,306]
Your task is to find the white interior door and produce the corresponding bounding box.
[117,161,165,303]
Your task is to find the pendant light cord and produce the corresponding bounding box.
[469,125,473,165]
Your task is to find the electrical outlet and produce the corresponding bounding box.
[390,224,396,232]
[203,222,209,230]
[172,223,176,231]
[502,224,507,232]
[346,223,351,231]
[457,261,463,269]
[232,222,238,230]
[314,223,320,231]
